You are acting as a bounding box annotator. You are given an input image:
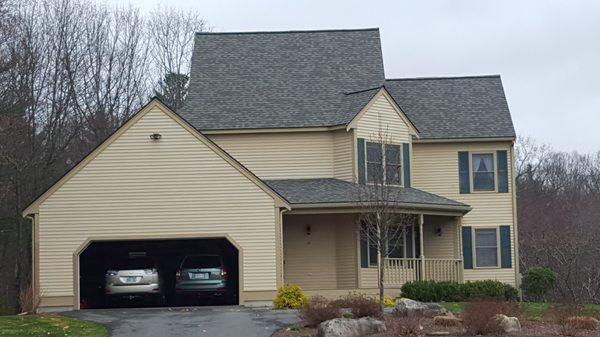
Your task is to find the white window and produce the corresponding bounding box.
[472,153,495,191]
[365,142,402,185]
[474,228,499,267]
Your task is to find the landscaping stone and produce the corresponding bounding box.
[433,315,462,327]
[494,314,522,333]
[395,298,450,317]
[316,317,386,337]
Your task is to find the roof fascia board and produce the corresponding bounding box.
[414,137,516,144]
[287,204,469,216]
[22,99,290,216]
[289,201,471,213]
[345,88,420,137]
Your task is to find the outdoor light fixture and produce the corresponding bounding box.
[305,225,312,236]
[149,133,162,140]
[436,227,442,237]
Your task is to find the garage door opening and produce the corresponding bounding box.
[78,238,239,309]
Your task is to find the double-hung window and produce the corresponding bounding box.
[474,228,498,267]
[471,153,495,191]
[366,142,402,185]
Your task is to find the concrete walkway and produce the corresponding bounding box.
[63,306,299,337]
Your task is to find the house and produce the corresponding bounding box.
[22,28,518,311]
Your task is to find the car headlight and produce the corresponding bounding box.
[144,268,157,275]
[106,270,118,276]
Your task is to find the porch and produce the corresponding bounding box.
[281,213,464,292]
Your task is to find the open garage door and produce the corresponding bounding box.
[78,238,239,309]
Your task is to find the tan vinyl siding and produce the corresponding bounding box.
[282,214,357,290]
[360,268,379,288]
[355,93,411,144]
[38,106,278,297]
[423,216,459,259]
[412,142,516,285]
[209,132,335,180]
[332,130,354,181]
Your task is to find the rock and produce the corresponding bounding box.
[567,316,599,330]
[395,298,450,317]
[433,315,462,327]
[494,314,521,333]
[317,317,386,337]
[426,332,450,336]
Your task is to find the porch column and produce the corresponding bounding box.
[418,214,425,280]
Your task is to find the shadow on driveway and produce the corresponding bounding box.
[62,306,299,337]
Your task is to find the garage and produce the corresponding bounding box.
[78,238,239,309]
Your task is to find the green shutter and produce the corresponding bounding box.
[458,152,470,194]
[360,223,368,268]
[357,138,366,184]
[497,150,509,193]
[500,225,512,268]
[462,227,473,269]
[403,143,411,187]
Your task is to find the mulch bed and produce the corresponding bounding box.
[272,315,600,337]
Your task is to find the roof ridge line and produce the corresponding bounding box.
[386,74,500,81]
[196,28,379,36]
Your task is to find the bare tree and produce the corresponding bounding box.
[148,6,209,111]
[356,128,417,315]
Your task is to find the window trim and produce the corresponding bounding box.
[469,151,498,193]
[362,225,415,268]
[363,141,403,186]
[472,227,501,269]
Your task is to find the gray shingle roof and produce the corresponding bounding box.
[384,76,516,139]
[181,29,515,140]
[181,29,385,130]
[264,178,469,210]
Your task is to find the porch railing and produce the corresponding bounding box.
[383,258,463,286]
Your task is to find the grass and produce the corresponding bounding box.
[0,315,107,337]
[442,302,600,321]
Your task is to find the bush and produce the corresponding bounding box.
[18,284,40,314]
[299,296,340,327]
[340,292,380,318]
[387,314,424,336]
[462,300,505,335]
[383,297,396,308]
[521,267,556,301]
[401,280,518,302]
[273,284,307,309]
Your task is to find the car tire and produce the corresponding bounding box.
[155,294,166,306]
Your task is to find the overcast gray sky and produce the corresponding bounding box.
[111,0,600,152]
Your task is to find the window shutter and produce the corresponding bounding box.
[462,227,473,269]
[357,138,366,184]
[403,143,411,187]
[360,223,368,268]
[497,150,509,193]
[500,225,512,268]
[458,152,470,194]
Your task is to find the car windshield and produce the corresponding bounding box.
[112,257,154,270]
[182,255,222,269]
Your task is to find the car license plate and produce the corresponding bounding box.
[122,276,140,283]
[191,273,208,280]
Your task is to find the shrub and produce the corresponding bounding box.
[566,316,599,330]
[462,300,504,335]
[19,284,40,314]
[521,267,556,301]
[273,284,307,309]
[545,303,597,335]
[299,296,339,327]
[383,297,396,308]
[388,313,424,336]
[340,292,380,318]
[401,280,518,302]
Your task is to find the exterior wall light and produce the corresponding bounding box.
[436,227,442,237]
[305,225,312,236]
[149,133,162,140]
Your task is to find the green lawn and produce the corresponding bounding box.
[442,302,600,321]
[0,315,107,337]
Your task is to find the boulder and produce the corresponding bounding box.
[395,298,450,317]
[494,314,521,333]
[433,315,462,327]
[317,317,386,337]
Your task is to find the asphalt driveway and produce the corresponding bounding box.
[62,306,299,337]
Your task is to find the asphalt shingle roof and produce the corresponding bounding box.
[182,29,516,140]
[181,28,385,130]
[265,178,469,210]
[384,76,516,139]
